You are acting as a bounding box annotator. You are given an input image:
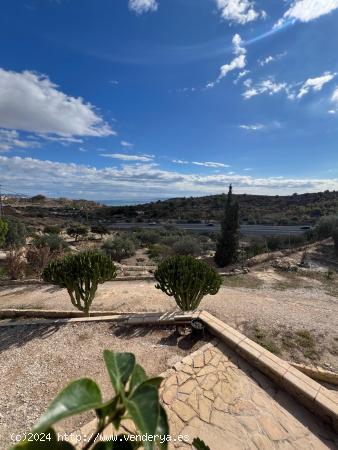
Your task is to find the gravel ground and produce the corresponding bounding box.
[0,322,205,449]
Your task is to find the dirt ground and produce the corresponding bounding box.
[1,265,338,372]
[0,322,206,448]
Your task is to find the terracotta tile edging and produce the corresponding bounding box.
[199,311,338,432]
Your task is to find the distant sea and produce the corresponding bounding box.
[97,198,166,206]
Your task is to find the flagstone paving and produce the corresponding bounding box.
[159,341,338,450]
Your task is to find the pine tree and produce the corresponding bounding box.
[214,184,239,267]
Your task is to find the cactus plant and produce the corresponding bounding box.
[42,251,117,315]
[154,255,222,311]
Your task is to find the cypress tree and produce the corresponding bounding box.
[214,184,239,267]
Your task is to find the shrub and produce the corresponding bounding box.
[102,236,136,262]
[315,215,338,240]
[172,236,202,256]
[0,218,8,247]
[67,225,88,242]
[3,217,27,248]
[91,224,109,238]
[137,229,161,246]
[148,243,172,261]
[26,246,52,276]
[6,248,26,280]
[155,255,222,311]
[333,227,338,256]
[43,225,61,234]
[33,233,68,253]
[42,251,117,315]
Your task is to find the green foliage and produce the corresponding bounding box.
[172,236,201,256]
[315,215,338,239]
[12,351,169,450]
[3,217,27,248]
[102,237,136,262]
[155,255,222,311]
[136,229,161,246]
[0,218,8,247]
[42,251,117,315]
[33,233,68,253]
[333,227,338,256]
[192,438,211,450]
[148,244,172,262]
[214,185,239,267]
[91,224,109,237]
[67,225,88,242]
[44,225,61,234]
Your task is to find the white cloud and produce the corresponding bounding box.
[242,73,336,100]
[172,159,189,164]
[243,79,289,99]
[100,153,154,162]
[1,155,337,198]
[121,140,134,148]
[129,0,158,14]
[297,72,336,98]
[275,0,338,28]
[330,87,338,113]
[207,34,246,88]
[0,68,114,137]
[0,129,39,152]
[192,161,230,168]
[258,52,287,67]
[234,70,250,84]
[215,0,265,24]
[239,124,265,131]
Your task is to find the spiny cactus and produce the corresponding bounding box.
[42,251,117,315]
[154,255,222,311]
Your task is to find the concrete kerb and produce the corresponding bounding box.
[1,308,337,431]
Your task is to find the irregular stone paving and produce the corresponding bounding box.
[159,341,338,450]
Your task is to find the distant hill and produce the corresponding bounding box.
[100,191,338,225]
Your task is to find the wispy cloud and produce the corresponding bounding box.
[129,0,158,14]
[243,72,336,100]
[239,124,265,131]
[207,34,246,88]
[121,140,134,148]
[100,153,154,162]
[215,0,266,25]
[192,161,230,168]
[258,52,287,67]
[1,155,337,198]
[172,159,189,165]
[297,72,337,98]
[0,129,40,152]
[275,0,338,29]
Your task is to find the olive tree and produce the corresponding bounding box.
[155,255,222,311]
[42,251,117,315]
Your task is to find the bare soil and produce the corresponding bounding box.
[0,322,206,448]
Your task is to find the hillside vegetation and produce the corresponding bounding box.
[102,190,338,225]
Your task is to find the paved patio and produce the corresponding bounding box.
[160,341,338,450]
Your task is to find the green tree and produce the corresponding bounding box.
[214,185,239,267]
[102,237,136,262]
[42,251,117,315]
[33,233,68,253]
[0,218,8,247]
[4,217,27,248]
[333,227,338,256]
[315,215,338,239]
[172,236,201,256]
[67,225,88,242]
[91,224,109,239]
[155,255,222,311]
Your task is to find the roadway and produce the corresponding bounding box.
[109,223,310,236]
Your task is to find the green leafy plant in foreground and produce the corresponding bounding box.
[154,255,222,311]
[42,251,117,315]
[11,351,209,450]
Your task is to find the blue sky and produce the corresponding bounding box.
[0,0,338,200]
